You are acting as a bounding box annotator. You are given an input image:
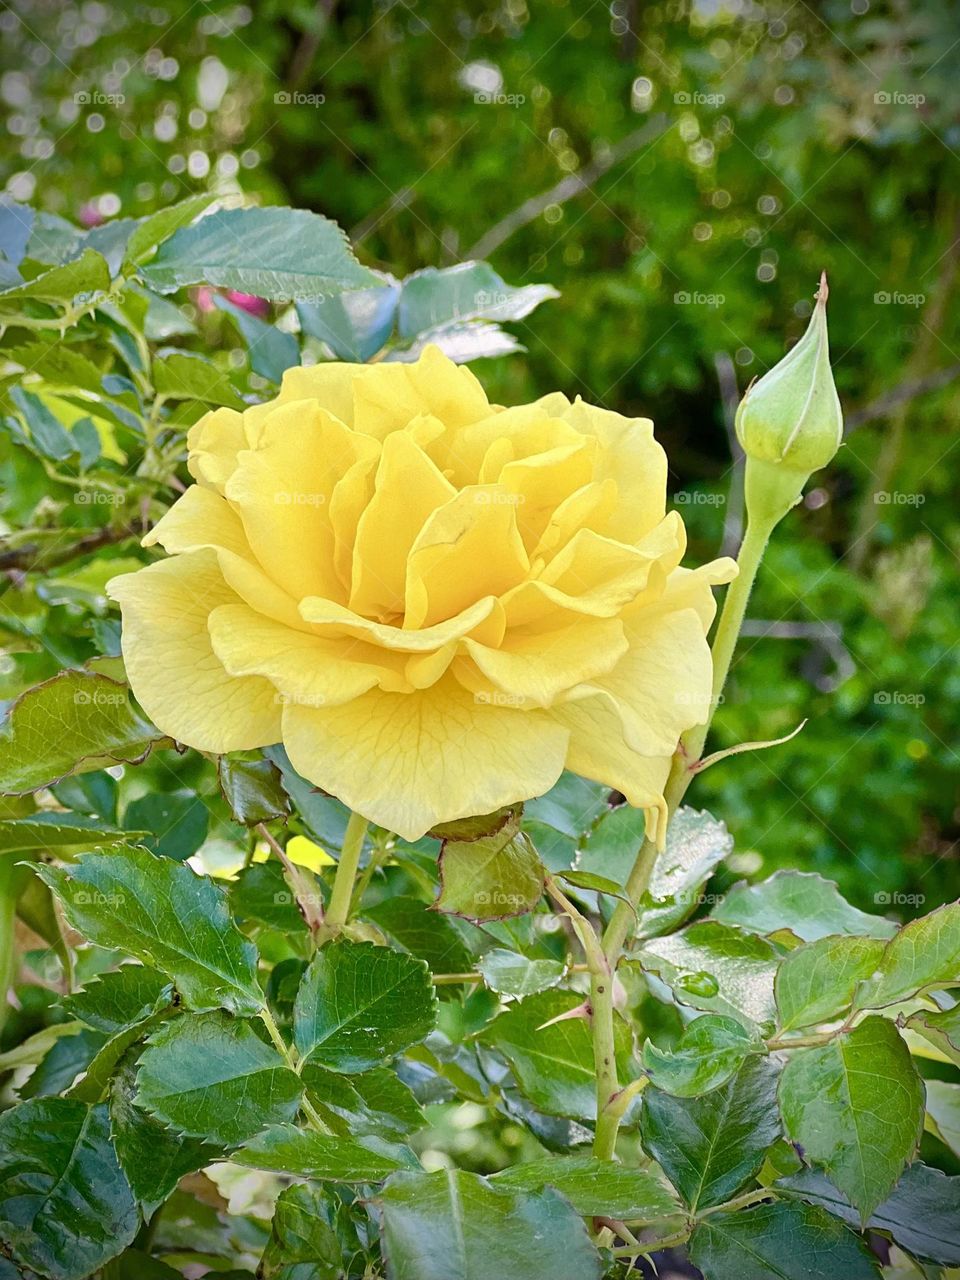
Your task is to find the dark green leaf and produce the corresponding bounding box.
[230,860,309,934]
[123,789,209,861]
[293,940,438,1072]
[233,1123,410,1180]
[775,935,887,1031]
[213,293,299,382]
[110,1052,215,1216]
[437,829,545,921]
[260,1184,343,1280]
[524,772,610,841]
[925,1079,960,1158]
[689,1200,880,1280]
[483,989,633,1120]
[36,847,264,1015]
[397,262,558,337]
[218,755,290,825]
[855,902,960,1010]
[0,670,167,794]
[303,1064,425,1138]
[9,386,76,460]
[0,812,134,855]
[492,1155,682,1222]
[64,966,172,1033]
[642,1014,764,1097]
[364,895,474,974]
[778,1016,924,1219]
[135,1012,302,1145]
[141,205,379,299]
[0,1099,137,1280]
[779,1162,960,1267]
[477,949,566,997]
[376,1169,602,1280]
[634,920,780,1031]
[714,871,898,942]
[558,869,635,908]
[641,1055,781,1210]
[20,1026,107,1098]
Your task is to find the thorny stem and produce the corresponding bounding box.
[324,811,369,934]
[590,513,776,1159]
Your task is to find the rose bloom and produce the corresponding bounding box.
[108,346,735,841]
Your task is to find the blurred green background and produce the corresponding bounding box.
[2,0,958,913]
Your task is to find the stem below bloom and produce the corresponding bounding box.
[324,811,369,934]
[0,859,19,1036]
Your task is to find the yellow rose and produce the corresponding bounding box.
[108,346,735,842]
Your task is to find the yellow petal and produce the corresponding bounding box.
[459,615,628,707]
[281,676,569,841]
[284,833,336,869]
[548,695,672,843]
[403,485,530,630]
[563,605,714,756]
[186,407,248,492]
[142,484,250,559]
[299,593,499,651]
[225,400,368,603]
[276,362,358,427]
[499,439,597,550]
[208,601,409,706]
[107,550,281,752]
[350,425,457,618]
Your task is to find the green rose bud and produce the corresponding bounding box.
[736,272,843,529]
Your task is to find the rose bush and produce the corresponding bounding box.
[108,345,734,840]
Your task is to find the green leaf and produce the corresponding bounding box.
[713,871,898,943]
[0,670,168,794]
[20,1026,107,1098]
[855,902,960,1010]
[775,935,888,1031]
[492,1155,682,1222]
[123,194,217,266]
[436,829,545,921]
[35,847,265,1015]
[778,1016,924,1219]
[364,895,474,974]
[925,1079,960,1158]
[234,1122,411,1181]
[477,949,566,997]
[689,1200,880,1280]
[303,1064,425,1138]
[110,1051,216,1217]
[140,205,379,299]
[297,278,399,361]
[558,869,635,909]
[135,1012,302,1145]
[0,1098,138,1280]
[397,262,558,337]
[102,1249,184,1280]
[218,755,290,826]
[642,1013,764,1096]
[293,940,438,1072]
[64,965,172,1032]
[483,989,633,1121]
[376,1169,602,1280]
[0,248,110,308]
[152,350,245,408]
[634,920,781,1031]
[641,1055,781,1210]
[123,789,209,861]
[230,860,309,934]
[260,1183,343,1280]
[0,812,135,856]
[387,320,525,363]
[213,292,300,383]
[524,771,610,841]
[779,1162,960,1267]
[907,1003,960,1065]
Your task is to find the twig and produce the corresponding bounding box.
[256,823,325,934]
[715,350,745,558]
[0,523,141,574]
[844,361,960,431]
[465,116,669,260]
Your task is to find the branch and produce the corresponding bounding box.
[465,116,669,260]
[0,523,141,574]
[844,361,960,431]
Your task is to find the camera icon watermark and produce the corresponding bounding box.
[274,491,326,507]
[474,91,525,106]
[74,90,126,107]
[674,490,726,506]
[674,291,725,308]
[874,890,925,906]
[873,291,925,307]
[474,690,526,708]
[874,691,925,706]
[874,491,925,506]
[74,689,125,706]
[75,489,124,506]
[874,91,925,107]
[74,890,125,906]
[274,90,326,106]
[674,91,725,106]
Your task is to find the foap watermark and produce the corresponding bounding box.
[274,691,328,708]
[874,491,925,506]
[674,91,725,106]
[874,691,926,706]
[474,91,525,106]
[274,890,324,908]
[874,890,925,907]
[74,890,125,906]
[75,489,124,506]
[74,90,126,107]
[874,291,926,307]
[74,688,125,706]
[474,890,536,910]
[474,690,526,708]
[275,491,327,507]
[274,90,326,107]
[473,490,525,506]
[674,291,725,308]
[874,90,925,107]
[674,490,726,506]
